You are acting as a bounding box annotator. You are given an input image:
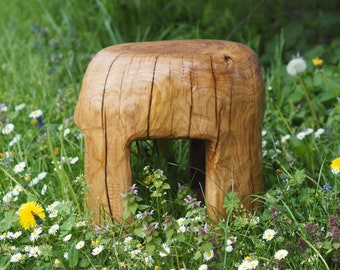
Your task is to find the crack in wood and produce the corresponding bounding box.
[147,55,160,138]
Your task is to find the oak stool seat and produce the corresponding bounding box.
[74,40,264,223]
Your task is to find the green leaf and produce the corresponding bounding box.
[193,250,201,260]
[0,211,18,231]
[68,242,79,268]
[223,192,240,212]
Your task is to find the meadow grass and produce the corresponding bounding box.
[1,1,340,269]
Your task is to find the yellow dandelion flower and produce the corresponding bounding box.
[18,202,45,230]
[312,57,323,67]
[331,157,340,175]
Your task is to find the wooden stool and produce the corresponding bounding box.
[74,40,264,223]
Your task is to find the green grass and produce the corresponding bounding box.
[0,0,340,269]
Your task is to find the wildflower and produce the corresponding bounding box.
[49,210,58,218]
[18,201,45,230]
[30,227,43,242]
[225,245,233,252]
[54,259,61,268]
[0,104,8,112]
[249,216,260,225]
[280,134,290,144]
[2,123,14,135]
[12,231,22,239]
[249,260,259,269]
[10,253,22,263]
[274,249,288,260]
[41,184,47,195]
[314,128,325,138]
[144,255,154,267]
[177,218,185,226]
[322,184,333,192]
[28,246,41,257]
[76,241,85,249]
[11,185,23,196]
[15,103,26,111]
[28,109,43,119]
[48,224,59,235]
[330,157,340,175]
[70,157,79,164]
[159,244,171,257]
[262,229,276,241]
[199,264,208,270]
[9,134,21,146]
[296,131,306,140]
[124,236,133,245]
[287,54,307,76]
[63,234,72,242]
[238,260,251,270]
[92,245,103,255]
[3,193,13,203]
[13,162,26,173]
[177,225,186,233]
[203,249,214,261]
[75,221,86,227]
[312,57,323,67]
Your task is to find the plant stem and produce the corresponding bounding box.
[298,76,320,129]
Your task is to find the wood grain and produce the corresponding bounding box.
[74,40,264,223]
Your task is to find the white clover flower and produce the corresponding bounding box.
[262,130,267,136]
[262,140,267,148]
[76,241,85,249]
[15,103,26,111]
[13,162,26,173]
[262,229,276,241]
[10,253,22,263]
[287,55,307,76]
[281,134,290,144]
[274,249,288,260]
[314,128,325,138]
[28,109,43,119]
[2,123,14,135]
[30,227,43,242]
[92,245,103,256]
[203,249,214,261]
[48,224,59,235]
[296,131,306,140]
[63,234,72,242]
[199,264,208,270]
[64,252,69,259]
